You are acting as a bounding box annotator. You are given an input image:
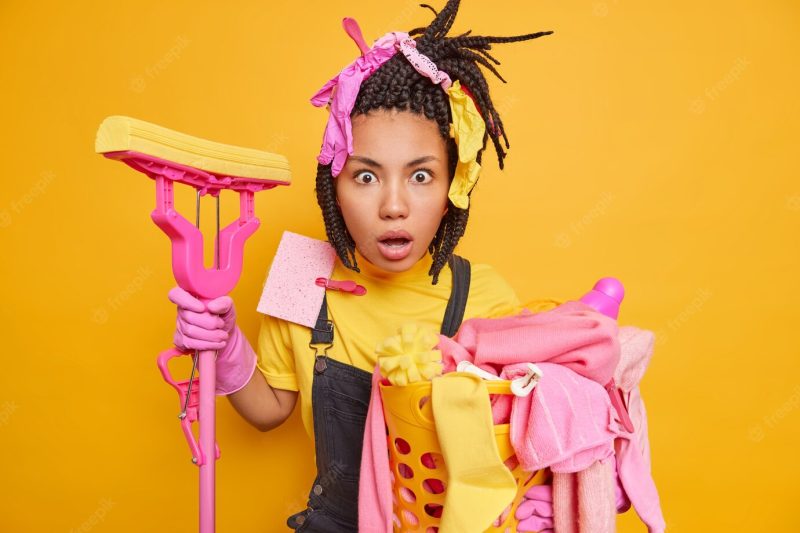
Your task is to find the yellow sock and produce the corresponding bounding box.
[432,373,517,532]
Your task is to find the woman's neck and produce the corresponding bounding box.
[350,247,434,283]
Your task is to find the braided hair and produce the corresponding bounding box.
[315,0,553,284]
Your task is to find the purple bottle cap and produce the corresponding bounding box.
[579,277,625,320]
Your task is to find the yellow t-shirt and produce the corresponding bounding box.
[256,247,521,441]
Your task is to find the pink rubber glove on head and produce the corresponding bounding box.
[309,30,408,176]
[169,287,257,396]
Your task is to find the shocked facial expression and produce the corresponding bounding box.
[335,108,450,273]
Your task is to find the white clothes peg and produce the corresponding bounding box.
[510,363,544,397]
[456,360,503,381]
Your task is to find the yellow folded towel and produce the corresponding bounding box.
[432,373,517,532]
[95,115,291,183]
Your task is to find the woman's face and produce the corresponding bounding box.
[335,108,450,273]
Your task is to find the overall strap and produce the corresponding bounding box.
[311,294,334,346]
[440,254,471,337]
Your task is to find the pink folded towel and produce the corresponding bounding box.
[553,458,617,533]
[553,326,666,533]
[358,363,393,532]
[438,300,620,385]
[506,362,618,474]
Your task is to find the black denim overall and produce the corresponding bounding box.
[286,255,471,532]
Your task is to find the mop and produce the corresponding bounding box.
[95,115,291,532]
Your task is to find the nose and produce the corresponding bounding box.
[379,179,409,220]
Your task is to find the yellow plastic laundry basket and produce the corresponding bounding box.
[379,378,551,532]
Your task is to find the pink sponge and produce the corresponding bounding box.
[256,231,336,327]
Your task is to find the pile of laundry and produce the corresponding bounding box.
[359,299,666,533]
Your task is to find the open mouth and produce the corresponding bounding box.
[377,234,414,260]
[380,237,411,248]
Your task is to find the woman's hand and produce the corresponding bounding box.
[169,286,235,352]
[515,459,628,533]
[168,286,256,396]
[515,483,553,533]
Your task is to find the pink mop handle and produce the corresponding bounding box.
[195,336,217,533]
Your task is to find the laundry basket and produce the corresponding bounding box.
[379,377,551,532]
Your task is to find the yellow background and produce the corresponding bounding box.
[2,0,798,531]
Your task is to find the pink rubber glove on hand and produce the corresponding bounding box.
[515,461,629,533]
[168,287,257,396]
[515,484,554,533]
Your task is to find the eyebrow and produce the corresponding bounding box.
[348,155,439,169]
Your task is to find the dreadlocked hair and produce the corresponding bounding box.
[316,0,553,284]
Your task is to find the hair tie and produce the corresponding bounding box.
[397,38,452,90]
